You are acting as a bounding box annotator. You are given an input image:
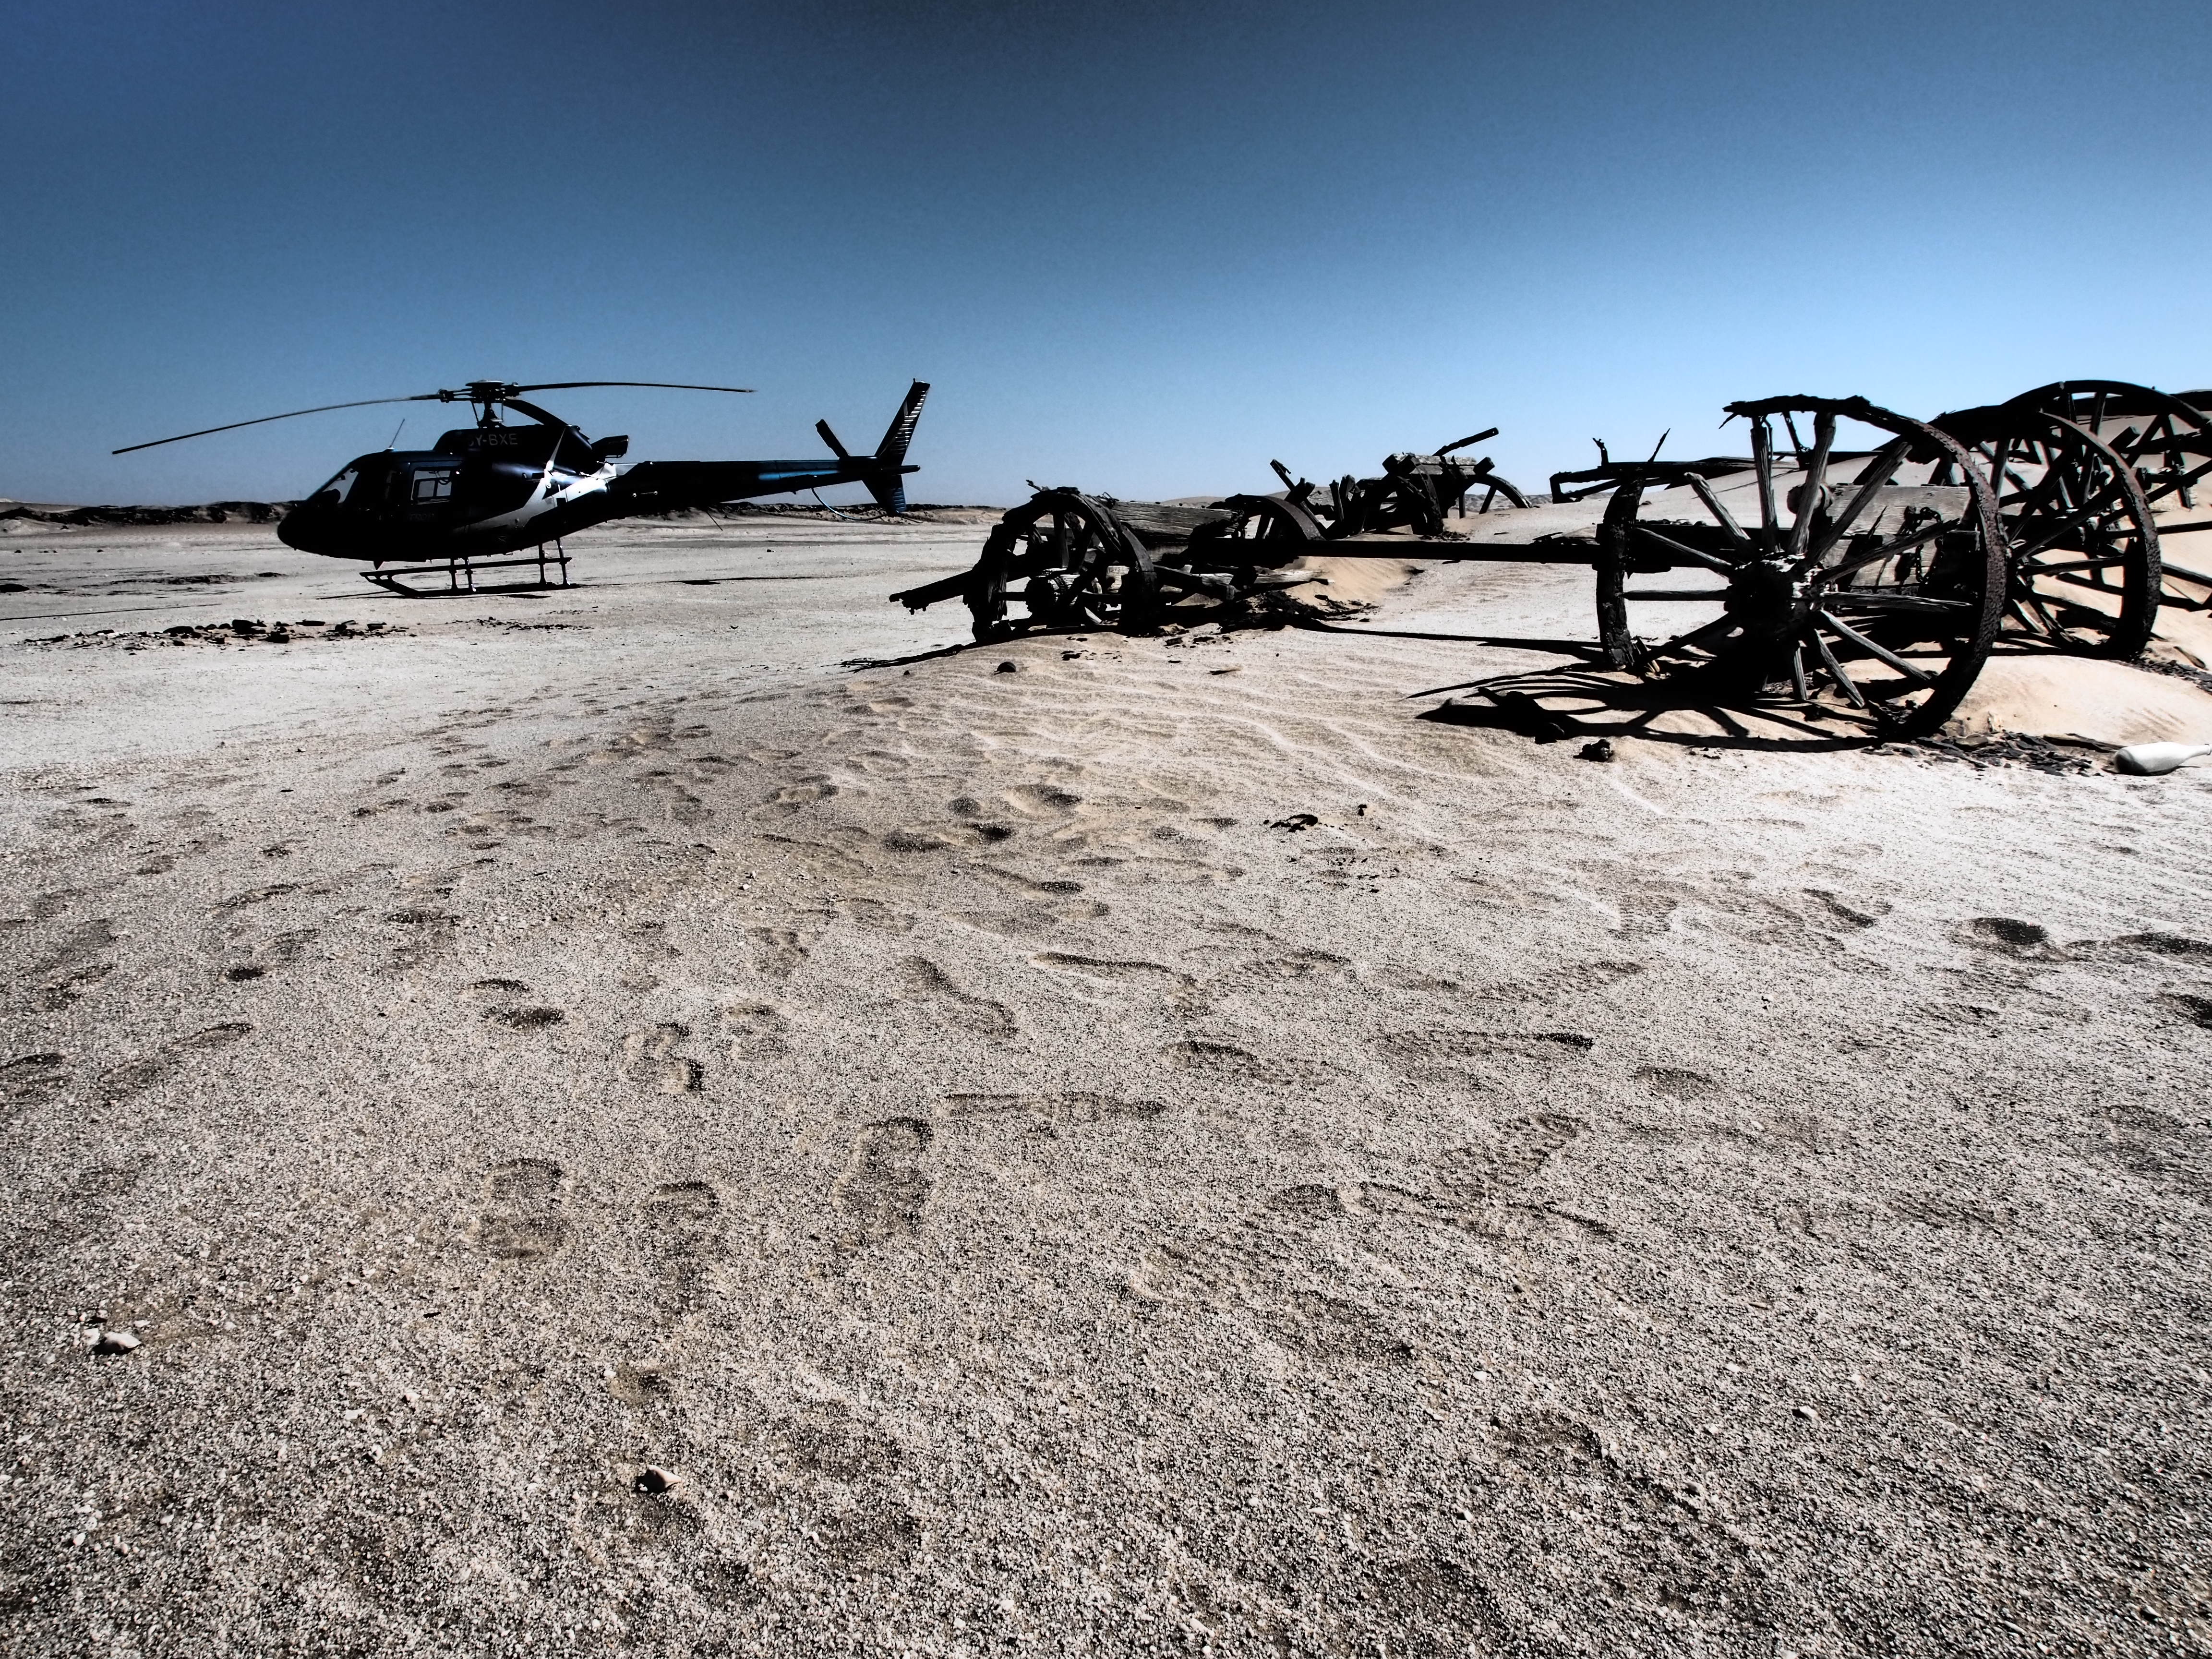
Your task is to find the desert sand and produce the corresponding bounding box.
[3,507,2210,1656]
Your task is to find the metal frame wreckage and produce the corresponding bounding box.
[892,379,2212,740]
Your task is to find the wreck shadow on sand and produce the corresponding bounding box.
[1417,664,1888,753]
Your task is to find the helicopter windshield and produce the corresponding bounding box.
[310,464,361,505]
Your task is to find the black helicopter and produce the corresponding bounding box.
[115,378,929,578]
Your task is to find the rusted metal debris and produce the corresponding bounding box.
[889,426,1535,638]
[891,383,2212,741]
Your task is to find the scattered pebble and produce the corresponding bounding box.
[995,661,1019,673]
[635,1467,673,1495]
[1578,738,1616,762]
[91,1328,140,1356]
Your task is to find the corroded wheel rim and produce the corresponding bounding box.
[1594,397,2005,738]
[1933,405,2160,658]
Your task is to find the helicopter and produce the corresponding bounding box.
[115,378,929,588]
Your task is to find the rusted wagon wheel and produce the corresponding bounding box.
[1594,397,2005,739]
[1140,493,1330,607]
[960,489,1157,640]
[2001,380,2212,612]
[2004,381,2212,513]
[1930,405,2159,658]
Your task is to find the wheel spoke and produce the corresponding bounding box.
[1784,412,1836,565]
[2021,554,2131,574]
[1816,610,1937,685]
[1628,524,1740,575]
[1684,474,1750,547]
[1750,419,1779,556]
[1622,587,1730,601]
[1808,622,1869,709]
[1806,435,1912,568]
[1824,514,1952,584]
[2009,499,2126,565]
[1647,611,1744,662]
[2020,584,2065,638]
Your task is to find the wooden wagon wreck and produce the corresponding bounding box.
[893,385,2212,741]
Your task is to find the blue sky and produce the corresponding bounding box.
[5,0,2206,506]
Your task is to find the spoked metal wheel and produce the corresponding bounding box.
[2003,381,2212,609]
[1594,396,2005,739]
[1170,493,1330,601]
[1930,405,2159,657]
[960,489,1157,640]
[2005,381,2212,513]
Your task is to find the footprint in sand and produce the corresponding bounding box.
[1436,1113,1587,1204]
[1127,1183,1416,1366]
[218,927,317,987]
[1160,1037,1312,1086]
[766,779,838,811]
[2158,992,2212,1031]
[883,827,961,854]
[1484,1409,1765,1635]
[1959,916,2067,961]
[622,1023,707,1093]
[721,1002,791,1061]
[1027,951,1195,997]
[383,906,459,969]
[213,882,300,914]
[832,897,916,935]
[898,958,1015,1036]
[96,1022,252,1103]
[943,1091,1166,1128]
[1371,1029,1593,1082]
[24,918,120,1010]
[1238,949,1354,983]
[767,1398,904,1480]
[1633,1065,1724,1101]
[1459,959,1643,1004]
[1803,888,1890,929]
[485,1005,566,1030]
[747,926,810,979]
[638,773,709,825]
[1,1052,69,1110]
[641,1179,723,1314]
[2099,931,2212,963]
[831,1118,934,1248]
[474,1157,569,1260]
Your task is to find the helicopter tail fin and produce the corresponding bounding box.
[864,380,930,514]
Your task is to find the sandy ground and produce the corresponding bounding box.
[3,512,2210,1658]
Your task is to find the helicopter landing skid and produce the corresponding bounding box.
[360,543,571,598]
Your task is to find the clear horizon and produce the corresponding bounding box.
[5,0,2206,509]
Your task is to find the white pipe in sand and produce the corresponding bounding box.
[2114,742,2212,775]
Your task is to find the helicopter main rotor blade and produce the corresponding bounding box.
[112,394,445,455]
[506,381,755,395]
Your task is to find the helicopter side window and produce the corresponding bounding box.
[412,469,456,503]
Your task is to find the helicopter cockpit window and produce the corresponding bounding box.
[312,466,360,505]
[411,469,456,503]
